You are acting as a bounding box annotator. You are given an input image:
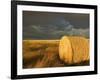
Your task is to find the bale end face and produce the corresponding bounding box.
[59,36,73,64]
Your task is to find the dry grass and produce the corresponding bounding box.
[23,39,89,69]
[23,40,65,68]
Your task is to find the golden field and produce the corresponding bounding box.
[23,39,89,69]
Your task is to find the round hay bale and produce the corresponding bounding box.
[59,36,89,64]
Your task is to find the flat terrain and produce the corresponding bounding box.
[23,40,89,69]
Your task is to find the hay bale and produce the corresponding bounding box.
[59,36,89,64]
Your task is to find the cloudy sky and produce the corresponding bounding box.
[23,11,89,40]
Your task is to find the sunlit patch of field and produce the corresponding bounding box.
[23,40,89,69]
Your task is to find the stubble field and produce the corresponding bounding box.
[23,40,89,69]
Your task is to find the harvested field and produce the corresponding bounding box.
[23,38,89,69]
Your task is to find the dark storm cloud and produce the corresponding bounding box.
[23,11,89,39]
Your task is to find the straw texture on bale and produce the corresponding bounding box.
[59,36,89,64]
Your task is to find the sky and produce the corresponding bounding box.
[23,11,89,40]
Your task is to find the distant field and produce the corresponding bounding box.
[23,40,89,69]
